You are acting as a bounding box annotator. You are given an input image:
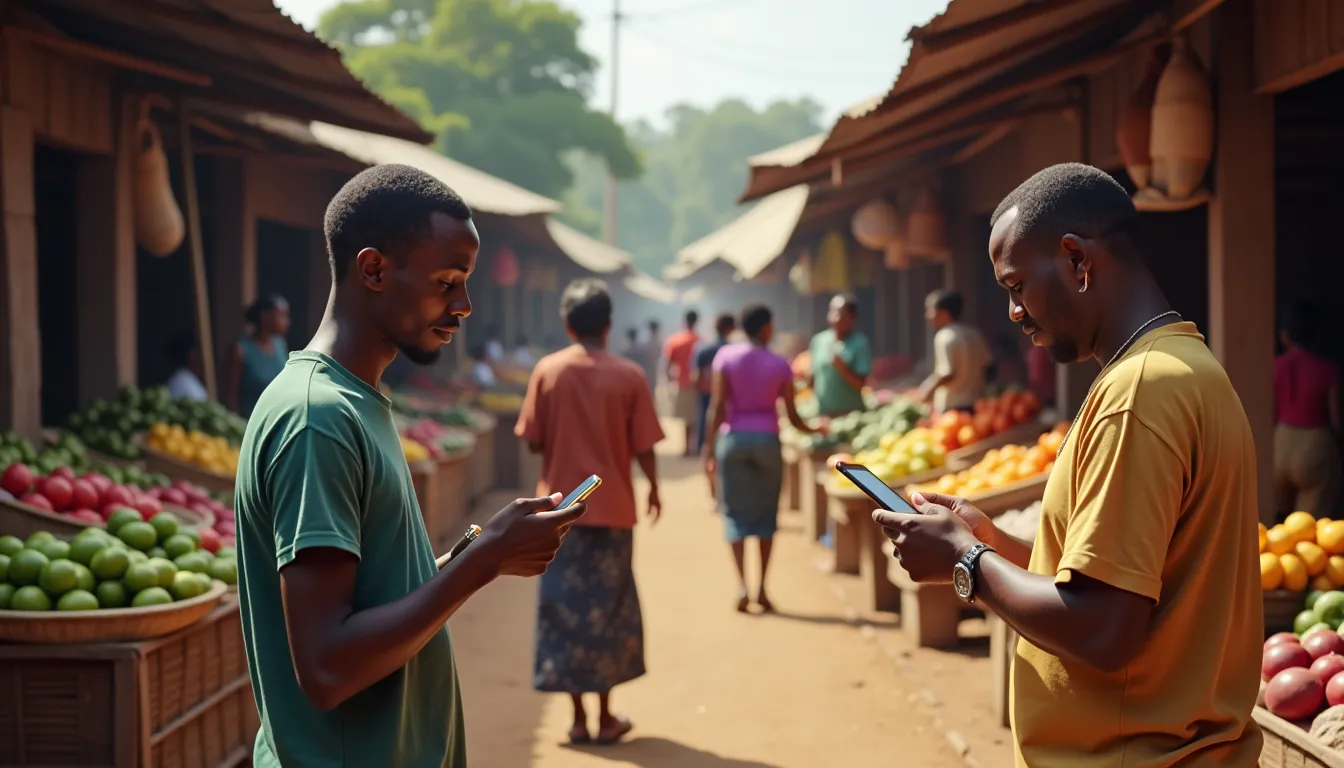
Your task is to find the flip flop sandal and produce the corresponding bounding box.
[568,726,592,744]
[757,595,775,614]
[736,593,750,613]
[595,717,633,745]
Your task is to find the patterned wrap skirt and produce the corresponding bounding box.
[533,525,646,693]
[715,430,783,542]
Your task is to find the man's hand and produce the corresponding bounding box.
[873,494,980,583]
[647,486,662,525]
[475,493,587,577]
[910,491,998,546]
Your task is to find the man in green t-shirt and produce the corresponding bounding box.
[235,164,586,768]
[807,294,871,416]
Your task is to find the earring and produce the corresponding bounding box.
[1078,273,1089,294]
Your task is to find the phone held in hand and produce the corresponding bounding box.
[833,462,919,514]
[559,474,603,510]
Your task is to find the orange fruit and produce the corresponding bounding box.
[1280,553,1309,591]
[1295,541,1328,576]
[1258,523,1268,554]
[1313,574,1336,592]
[1327,556,1344,588]
[1261,552,1284,590]
[1318,521,1344,555]
[1285,511,1317,544]
[1266,526,1295,556]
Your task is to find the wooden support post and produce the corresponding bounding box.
[0,106,40,437]
[1207,0,1275,523]
[178,102,217,401]
[208,157,247,375]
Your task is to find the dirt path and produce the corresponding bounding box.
[450,429,974,768]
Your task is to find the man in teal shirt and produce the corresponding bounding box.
[235,164,586,767]
[807,294,871,415]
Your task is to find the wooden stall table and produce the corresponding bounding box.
[988,614,1019,728]
[0,602,257,768]
[781,431,802,512]
[823,483,902,614]
[468,412,497,503]
[801,447,841,543]
[433,446,473,550]
[410,459,443,548]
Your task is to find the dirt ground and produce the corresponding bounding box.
[450,423,1014,767]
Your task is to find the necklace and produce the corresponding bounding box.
[1055,310,1181,457]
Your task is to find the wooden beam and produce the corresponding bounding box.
[177,102,218,401]
[2,26,212,86]
[115,0,340,60]
[193,143,365,174]
[952,122,1018,164]
[909,0,1097,52]
[1170,0,1228,32]
[1255,51,1344,95]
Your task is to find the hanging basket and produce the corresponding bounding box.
[1149,36,1213,202]
[491,245,520,287]
[815,231,850,293]
[1115,45,1168,191]
[906,187,950,262]
[851,199,902,250]
[133,118,185,258]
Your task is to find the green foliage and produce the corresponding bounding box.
[559,98,825,275]
[317,0,639,198]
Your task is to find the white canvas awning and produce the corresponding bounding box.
[674,185,810,280]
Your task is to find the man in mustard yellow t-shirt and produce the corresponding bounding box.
[874,163,1262,767]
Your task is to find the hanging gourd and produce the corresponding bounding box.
[133,116,185,257]
[491,245,520,287]
[1148,36,1213,201]
[1115,45,1168,191]
[789,249,813,295]
[850,198,902,250]
[906,186,950,262]
[815,231,850,292]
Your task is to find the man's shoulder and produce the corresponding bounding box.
[1098,333,1238,421]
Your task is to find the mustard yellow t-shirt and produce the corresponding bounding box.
[1011,322,1263,767]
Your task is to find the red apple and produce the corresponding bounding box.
[20,492,53,511]
[69,479,99,510]
[144,487,163,500]
[69,509,102,524]
[37,476,74,511]
[1267,667,1326,720]
[50,465,75,480]
[1266,633,1302,652]
[100,484,135,508]
[132,496,162,519]
[161,487,188,506]
[81,472,112,493]
[1,463,35,495]
[1311,653,1344,685]
[1264,642,1314,681]
[1327,672,1344,708]
[197,526,221,554]
[216,521,235,537]
[1304,629,1344,660]
[100,503,142,523]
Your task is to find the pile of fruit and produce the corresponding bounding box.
[389,393,489,431]
[401,419,476,459]
[922,389,1043,453]
[1260,512,1344,592]
[1260,600,1344,736]
[828,426,948,485]
[789,397,929,453]
[475,391,525,414]
[65,386,245,460]
[143,423,240,476]
[401,436,431,463]
[0,515,235,612]
[908,423,1067,498]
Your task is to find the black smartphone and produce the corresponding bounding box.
[833,462,919,514]
[559,474,603,509]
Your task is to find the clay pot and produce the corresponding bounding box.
[1150,36,1213,200]
[906,187,950,262]
[133,119,185,258]
[1115,45,1168,190]
[851,198,902,250]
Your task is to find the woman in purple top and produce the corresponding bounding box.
[702,304,826,613]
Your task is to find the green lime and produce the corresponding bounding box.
[131,586,173,607]
[56,589,99,611]
[0,553,8,582]
[73,563,94,591]
[68,535,107,566]
[126,550,148,565]
[1309,621,1334,636]
[182,528,202,547]
[174,552,210,574]
[34,538,70,561]
[163,533,196,560]
[95,580,128,608]
[147,557,178,589]
[24,531,55,549]
[11,585,51,610]
[0,535,25,557]
[169,570,205,600]
[89,547,130,580]
[217,546,236,559]
[207,557,237,585]
[0,583,14,608]
[193,572,214,593]
[38,559,79,596]
[8,549,50,586]
[123,562,160,593]
[147,546,167,560]
[116,521,158,552]
[105,508,143,534]
[149,512,178,543]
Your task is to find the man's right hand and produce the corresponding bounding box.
[475,493,587,577]
[909,491,998,547]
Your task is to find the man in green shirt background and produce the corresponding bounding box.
[235,164,585,767]
[807,294,871,416]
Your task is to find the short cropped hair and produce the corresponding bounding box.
[1282,300,1321,346]
[990,163,1142,254]
[714,312,736,336]
[741,304,772,337]
[324,164,472,283]
[926,290,964,320]
[685,310,699,328]
[831,293,859,317]
[561,279,613,339]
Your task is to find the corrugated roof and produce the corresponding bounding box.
[623,270,679,305]
[543,219,632,274]
[32,0,431,142]
[676,185,810,280]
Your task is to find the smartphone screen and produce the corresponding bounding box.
[834,463,919,514]
[559,474,602,509]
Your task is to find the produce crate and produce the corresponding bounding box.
[1266,590,1306,636]
[801,447,842,543]
[410,460,443,549]
[41,428,146,470]
[946,418,1049,467]
[468,413,497,503]
[959,474,1050,518]
[0,495,87,538]
[1257,705,1344,768]
[433,448,471,550]
[140,445,235,496]
[0,602,258,768]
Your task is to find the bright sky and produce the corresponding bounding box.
[274,0,948,127]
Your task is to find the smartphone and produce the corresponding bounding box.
[833,462,919,514]
[559,474,603,510]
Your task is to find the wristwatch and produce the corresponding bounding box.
[953,543,995,603]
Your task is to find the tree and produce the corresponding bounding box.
[317,0,639,199]
[561,98,825,275]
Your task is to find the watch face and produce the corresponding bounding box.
[953,563,973,599]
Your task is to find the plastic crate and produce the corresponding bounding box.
[0,602,257,767]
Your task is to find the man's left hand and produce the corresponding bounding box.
[873,497,980,584]
[647,486,662,526]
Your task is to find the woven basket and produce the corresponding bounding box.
[1256,706,1344,768]
[0,580,227,644]
[0,496,89,538]
[140,443,235,495]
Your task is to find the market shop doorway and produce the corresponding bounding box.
[255,219,314,352]
[33,144,80,427]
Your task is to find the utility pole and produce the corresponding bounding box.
[602,0,621,246]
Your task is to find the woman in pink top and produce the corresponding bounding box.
[702,304,826,613]
[1274,301,1342,518]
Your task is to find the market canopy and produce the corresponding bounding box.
[673,185,811,281]
[26,0,431,143]
[623,269,681,305]
[739,0,1175,201]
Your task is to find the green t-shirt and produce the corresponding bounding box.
[235,351,465,768]
[809,328,871,416]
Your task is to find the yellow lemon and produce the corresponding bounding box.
[1296,541,1328,576]
[1285,511,1317,544]
[1258,523,1268,554]
[1261,552,1284,590]
[1267,526,1296,556]
[1280,553,1309,591]
[1318,521,1344,555]
[1313,574,1336,592]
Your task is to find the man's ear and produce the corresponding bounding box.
[1060,234,1093,289]
[355,247,387,291]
